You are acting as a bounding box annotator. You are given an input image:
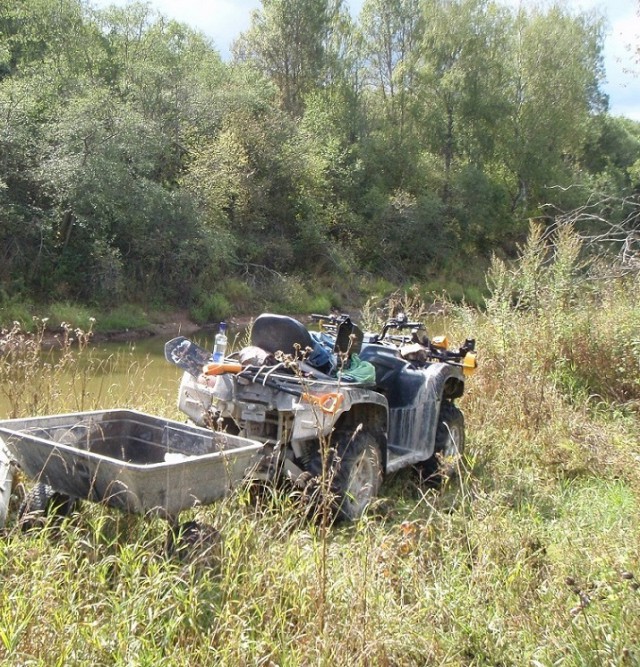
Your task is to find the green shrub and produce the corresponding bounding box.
[261,276,342,316]
[305,293,332,315]
[190,292,232,324]
[485,222,640,406]
[0,298,36,331]
[360,276,397,301]
[461,284,486,308]
[221,278,253,311]
[46,302,96,330]
[96,305,151,332]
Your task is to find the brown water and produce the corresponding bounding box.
[0,331,219,421]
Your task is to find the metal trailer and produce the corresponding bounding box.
[0,409,264,528]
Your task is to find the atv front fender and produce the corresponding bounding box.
[290,386,388,459]
[386,362,465,459]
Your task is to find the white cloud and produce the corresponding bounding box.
[600,7,640,119]
[152,0,259,50]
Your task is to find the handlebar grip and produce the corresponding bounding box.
[387,319,423,329]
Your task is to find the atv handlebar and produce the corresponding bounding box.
[310,312,351,326]
[310,311,476,371]
[310,312,421,338]
[380,317,422,340]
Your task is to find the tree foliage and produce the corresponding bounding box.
[0,0,636,312]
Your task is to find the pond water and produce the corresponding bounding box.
[0,329,224,421]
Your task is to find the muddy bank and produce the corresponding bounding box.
[38,309,365,348]
[39,312,260,348]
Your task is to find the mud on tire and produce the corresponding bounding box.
[303,428,383,522]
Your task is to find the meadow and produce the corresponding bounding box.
[1,225,639,666]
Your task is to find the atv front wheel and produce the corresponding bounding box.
[305,429,383,522]
[420,401,465,483]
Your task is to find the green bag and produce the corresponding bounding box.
[339,354,376,385]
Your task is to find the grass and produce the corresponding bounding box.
[94,305,151,333]
[0,301,153,335]
[1,225,639,665]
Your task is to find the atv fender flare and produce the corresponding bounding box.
[290,387,388,463]
[419,362,465,456]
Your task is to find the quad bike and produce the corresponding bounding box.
[166,312,477,521]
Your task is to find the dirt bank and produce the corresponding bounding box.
[68,311,257,346]
[39,310,345,348]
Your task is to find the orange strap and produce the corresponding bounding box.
[202,361,243,376]
[302,392,344,415]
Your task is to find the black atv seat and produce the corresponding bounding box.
[251,313,314,357]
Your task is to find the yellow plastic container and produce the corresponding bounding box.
[462,351,478,376]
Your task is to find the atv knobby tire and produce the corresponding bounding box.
[305,428,383,522]
[18,482,76,532]
[419,400,465,484]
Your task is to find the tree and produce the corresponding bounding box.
[234,0,346,116]
[0,1,230,303]
[412,0,512,202]
[359,0,423,137]
[498,5,606,212]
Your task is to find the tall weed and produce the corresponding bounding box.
[1,235,639,664]
[0,321,97,419]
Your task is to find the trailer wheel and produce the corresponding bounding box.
[165,520,222,563]
[420,401,465,484]
[305,429,383,522]
[18,483,76,532]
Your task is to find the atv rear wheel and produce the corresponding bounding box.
[420,401,465,484]
[305,429,383,522]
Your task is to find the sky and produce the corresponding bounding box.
[90,0,640,121]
